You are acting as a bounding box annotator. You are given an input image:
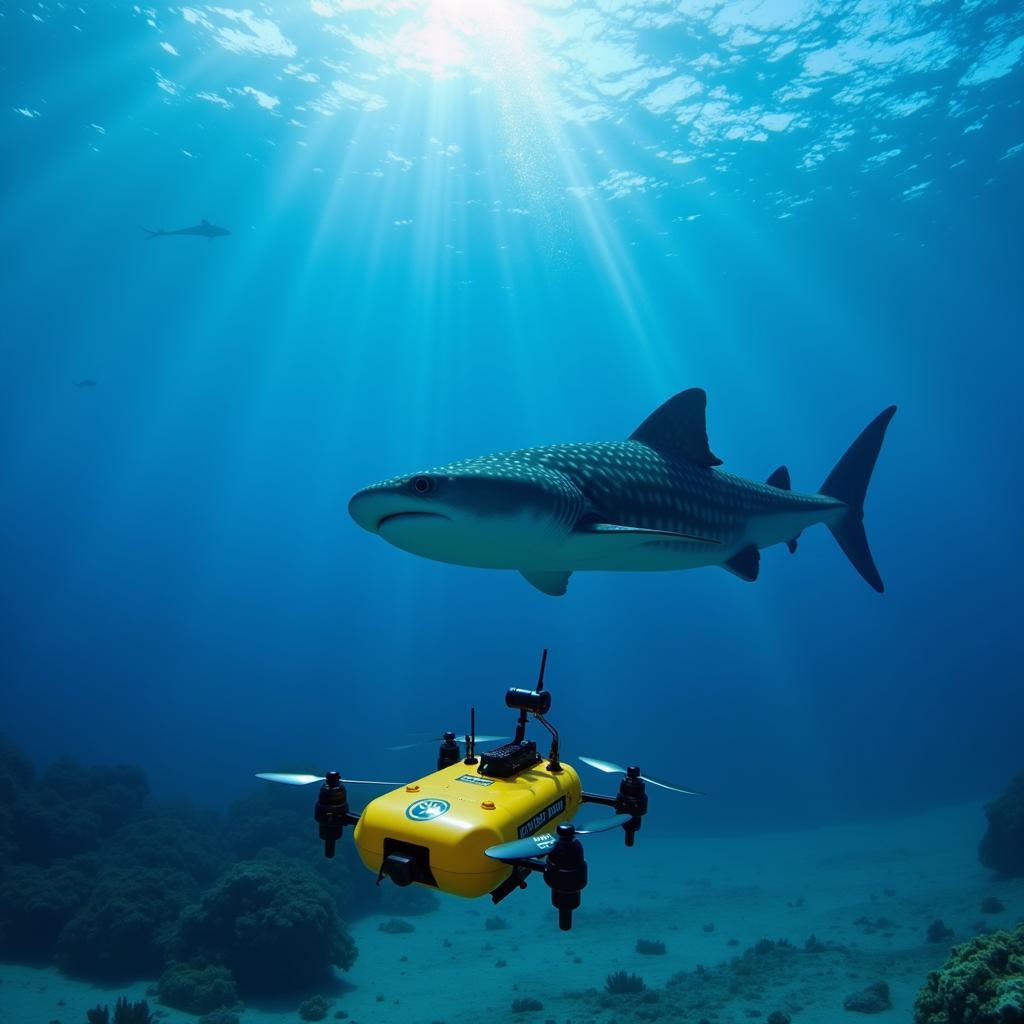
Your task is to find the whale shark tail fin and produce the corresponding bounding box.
[819,405,897,593]
[141,226,163,240]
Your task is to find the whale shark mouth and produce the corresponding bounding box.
[377,511,450,531]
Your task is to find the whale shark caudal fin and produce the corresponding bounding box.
[765,466,800,553]
[819,405,898,593]
[629,388,723,467]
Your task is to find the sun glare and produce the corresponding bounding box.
[393,0,540,78]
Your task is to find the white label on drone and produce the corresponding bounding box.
[457,774,495,786]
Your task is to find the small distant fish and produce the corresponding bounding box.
[141,218,230,240]
[76,379,97,388]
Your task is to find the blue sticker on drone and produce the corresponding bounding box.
[405,798,451,821]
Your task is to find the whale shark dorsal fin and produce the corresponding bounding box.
[766,465,790,489]
[201,218,209,225]
[520,570,572,596]
[629,388,723,467]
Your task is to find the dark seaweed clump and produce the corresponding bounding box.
[86,997,154,1024]
[606,970,647,994]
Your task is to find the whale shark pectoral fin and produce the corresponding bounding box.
[579,522,722,546]
[628,388,723,467]
[520,570,572,597]
[721,545,760,582]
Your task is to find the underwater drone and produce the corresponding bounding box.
[257,651,702,931]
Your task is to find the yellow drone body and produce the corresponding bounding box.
[255,651,701,929]
[353,757,582,898]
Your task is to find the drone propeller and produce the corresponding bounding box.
[386,735,507,752]
[255,772,401,787]
[484,813,633,862]
[578,756,705,796]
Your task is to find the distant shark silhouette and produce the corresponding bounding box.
[76,379,96,388]
[349,388,897,597]
[142,219,230,240]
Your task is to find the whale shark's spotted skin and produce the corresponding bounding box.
[349,389,896,596]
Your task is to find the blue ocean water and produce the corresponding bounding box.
[0,5,1023,1012]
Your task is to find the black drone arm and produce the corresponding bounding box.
[581,766,649,847]
[314,772,360,858]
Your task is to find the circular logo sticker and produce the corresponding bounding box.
[405,798,451,822]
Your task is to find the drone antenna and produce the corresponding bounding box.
[464,706,478,765]
[535,648,549,691]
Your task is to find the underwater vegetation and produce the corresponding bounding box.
[157,961,240,1014]
[914,922,1024,1023]
[0,734,435,1008]
[86,997,154,1023]
[979,774,1024,878]
[173,859,356,993]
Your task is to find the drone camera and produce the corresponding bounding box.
[378,838,437,888]
[505,687,552,715]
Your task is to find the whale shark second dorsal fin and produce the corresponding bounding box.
[629,387,723,467]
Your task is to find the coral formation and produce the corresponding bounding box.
[636,938,667,955]
[927,920,956,944]
[197,1013,240,1024]
[298,994,335,1021]
[914,921,1024,1023]
[174,859,356,994]
[106,806,227,886]
[0,859,95,960]
[511,997,544,1012]
[979,774,1024,877]
[157,961,239,1014]
[843,981,892,1013]
[58,866,197,979]
[14,760,148,864]
[0,734,370,1000]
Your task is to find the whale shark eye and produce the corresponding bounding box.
[411,475,436,494]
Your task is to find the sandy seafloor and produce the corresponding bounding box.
[3,801,1022,1024]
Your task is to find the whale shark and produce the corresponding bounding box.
[348,388,896,596]
[141,219,230,240]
